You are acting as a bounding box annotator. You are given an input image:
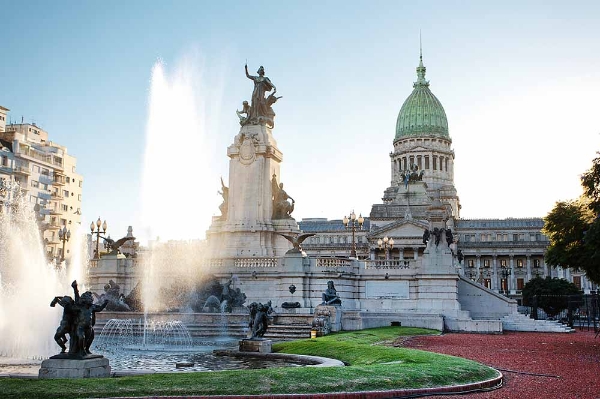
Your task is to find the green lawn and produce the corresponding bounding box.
[0,327,499,399]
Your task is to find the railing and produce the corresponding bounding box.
[316,258,352,268]
[234,258,278,268]
[14,165,30,174]
[365,259,411,269]
[527,293,599,333]
[200,259,223,268]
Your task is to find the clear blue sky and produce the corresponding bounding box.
[2,1,599,243]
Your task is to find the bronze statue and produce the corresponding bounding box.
[218,177,229,219]
[422,229,430,244]
[277,232,316,253]
[244,64,279,127]
[103,235,136,255]
[271,174,294,219]
[321,281,342,306]
[248,301,273,339]
[236,101,250,125]
[50,280,108,359]
[445,229,454,246]
[432,227,443,247]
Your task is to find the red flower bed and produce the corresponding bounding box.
[402,330,600,399]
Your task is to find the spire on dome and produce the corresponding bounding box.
[415,32,428,87]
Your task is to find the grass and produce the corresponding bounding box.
[0,327,499,399]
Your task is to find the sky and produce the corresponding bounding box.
[1,1,599,244]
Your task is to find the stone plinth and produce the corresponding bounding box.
[39,357,111,379]
[239,339,272,353]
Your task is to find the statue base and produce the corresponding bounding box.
[239,339,272,353]
[39,357,111,379]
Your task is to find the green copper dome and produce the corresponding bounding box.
[395,55,449,141]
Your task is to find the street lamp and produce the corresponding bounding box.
[90,216,107,259]
[377,236,394,260]
[58,225,71,263]
[343,211,364,258]
[500,266,511,294]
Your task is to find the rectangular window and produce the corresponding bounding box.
[417,156,422,169]
[63,190,69,197]
[573,276,582,289]
[501,279,508,291]
[1,157,7,167]
[424,156,430,169]
[484,279,491,289]
[433,156,437,170]
[513,234,519,241]
[66,177,70,183]
[79,181,82,188]
[517,278,525,290]
[484,259,490,268]
[445,158,449,171]
[78,194,81,201]
[31,180,39,188]
[62,204,68,212]
[468,259,474,268]
[517,259,524,268]
[500,259,507,267]
[533,259,541,268]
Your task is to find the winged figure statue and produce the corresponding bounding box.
[103,236,136,255]
[277,232,316,254]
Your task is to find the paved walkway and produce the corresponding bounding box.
[402,330,600,399]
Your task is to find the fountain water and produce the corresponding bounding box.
[0,183,83,359]
[95,318,193,351]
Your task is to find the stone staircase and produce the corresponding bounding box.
[94,317,312,342]
[501,313,575,333]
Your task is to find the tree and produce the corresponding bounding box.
[543,153,600,284]
[522,276,581,317]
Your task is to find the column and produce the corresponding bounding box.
[476,255,481,283]
[526,255,532,281]
[509,255,516,294]
[399,247,404,260]
[412,247,419,260]
[492,255,498,291]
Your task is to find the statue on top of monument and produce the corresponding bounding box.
[218,177,229,220]
[271,174,295,219]
[243,64,281,128]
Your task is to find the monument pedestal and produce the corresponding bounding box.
[39,357,111,379]
[239,339,272,353]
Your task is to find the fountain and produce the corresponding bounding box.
[0,183,72,359]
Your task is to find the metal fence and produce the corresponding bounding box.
[525,292,599,334]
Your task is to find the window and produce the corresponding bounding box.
[468,259,474,268]
[483,259,490,268]
[63,190,69,197]
[1,157,7,167]
[78,194,81,201]
[517,259,524,268]
[445,158,449,171]
[424,156,429,169]
[79,181,82,188]
[513,234,518,241]
[433,156,438,170]
[484,279,491,289]
[573,276,582,290]
[533,259,541,268]
[500,259,507,267]
[31,180,39,188]
[66,177,70,183]
[517,278,525,290]
[62,204,68,212]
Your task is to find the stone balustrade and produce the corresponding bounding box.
[234,257,278,268]
[365,259,411,269]
[316,258,352,268]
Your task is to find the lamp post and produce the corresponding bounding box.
[343,211,364,258]
[90,216,107,259]
[377,236,394,260]
[58,225,71,263]
[500,266,511,294]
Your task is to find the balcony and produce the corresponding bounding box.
[14,165,30,175]
[51,192,64,200]
[39,174,53,185]
[53,174,66,186]
[38,192,51,200]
